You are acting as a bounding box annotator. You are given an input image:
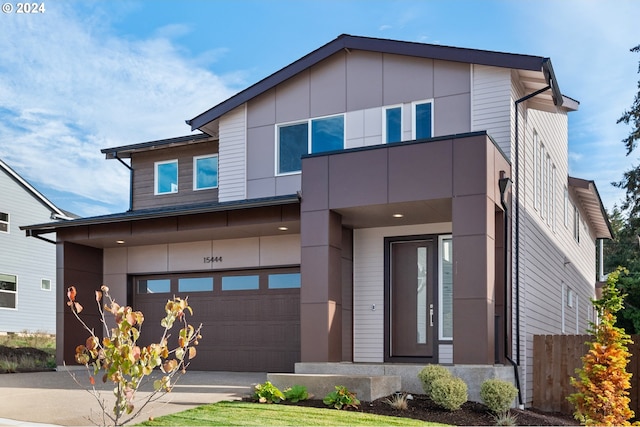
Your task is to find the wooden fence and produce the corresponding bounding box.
[532,334,640,415]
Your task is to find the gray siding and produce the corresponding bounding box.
[131,140,219,210]
[219,106,247,202]
[0,171,57,333]
[242,50,472,200]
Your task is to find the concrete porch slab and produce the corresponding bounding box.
[267,373,401,402]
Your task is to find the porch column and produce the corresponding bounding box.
[300,209,343,362]
[452,194,495,364]
[451,136,497,365]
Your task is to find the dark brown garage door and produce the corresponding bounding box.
[133,267,300,372]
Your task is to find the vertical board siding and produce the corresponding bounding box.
[219,105,247,202]
[0,171,57,333]
[131,141,219,210]
[471,65,512,156]
[533,334,640,416]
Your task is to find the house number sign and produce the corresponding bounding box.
[203,256,223,263]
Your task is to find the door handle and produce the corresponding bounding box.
[429,304,434,327]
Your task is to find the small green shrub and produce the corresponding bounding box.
[323,385,360,410]
[480,378,518,414]
[0,358,18,373]
[417,364,452,397]
[430,376,467,411]
[283,385,309,403]
[254,381,285,403]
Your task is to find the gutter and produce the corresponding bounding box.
[499,173,523,407]
[114,154,133,211]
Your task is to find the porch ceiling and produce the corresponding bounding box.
[335,199,452,229]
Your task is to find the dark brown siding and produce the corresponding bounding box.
[131,141,219,210]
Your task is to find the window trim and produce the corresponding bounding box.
[411,99,434,140]
[275,114,345,176]
[154,159,179,195]
[0,212,8,234]
[193,154,219,191]
[533,132,540,211]
[573,204,580,243]
[0,273,17,310]
[438,234,453,341]
[41,278,51,291]
[383,105,403,144]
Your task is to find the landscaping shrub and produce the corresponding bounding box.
[254,381,285,403]
[480,378,518,414]
[417,364,452,397]
[323,385,360,410]
[283,384,309,403]
[429,376,467,411]
[568,267,635,426]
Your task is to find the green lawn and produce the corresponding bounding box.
[138,401,445,426]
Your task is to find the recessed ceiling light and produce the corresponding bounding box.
[392,213,404,218]
[278,226,288,231]
[116,240,125,244]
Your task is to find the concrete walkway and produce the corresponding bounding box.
[0,369,266,426]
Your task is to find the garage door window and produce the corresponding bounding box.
[222,275,259,291]
[179,277,213,292]
[137,279,171,294]
[268,273,301,289]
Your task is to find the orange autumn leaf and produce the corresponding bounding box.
[67,286,77,302]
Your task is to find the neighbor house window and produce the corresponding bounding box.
[439,235,453,340]
[193,155,218,190]
[41,279,51,291]
[277,115,344,174]
[384,106,402,143]
[412,100,433,140]
[540,144,546,218]
[155,160,178,195]
[0,274,17,309]
[564,186,569,228]
[0,212,8,233]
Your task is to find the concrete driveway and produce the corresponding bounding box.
[0,368,266,426]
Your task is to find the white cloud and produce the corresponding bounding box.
[0,2,237,216]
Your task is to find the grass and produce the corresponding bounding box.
[0,331,56,373]
[138,401,445,426]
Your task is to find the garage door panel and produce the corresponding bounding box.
[134,270,300,372]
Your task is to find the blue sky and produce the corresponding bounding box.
[0,0,638,218]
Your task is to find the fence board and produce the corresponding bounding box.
[533,334,640,415]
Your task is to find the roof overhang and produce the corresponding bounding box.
[187,34,576,133]
[101,133,213,159]
[568,176,613,239]
[21,194,301,247]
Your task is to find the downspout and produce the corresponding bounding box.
[513,84,553,409]
[499,173,522,407]
[115,154,133,211]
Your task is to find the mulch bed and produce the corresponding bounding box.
[280,394,580,426]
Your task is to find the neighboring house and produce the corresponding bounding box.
[0,158,73,334]
[23,35,611,406]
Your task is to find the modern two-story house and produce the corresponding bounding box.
[23,35,611,406]
[1,158,73,334]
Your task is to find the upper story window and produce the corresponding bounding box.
[0,212,8,233]
[277,114,344,175]
[0,273,17,309]
[384,106,402,143]
[155,159,178,195]
[193,154,218,190]
[412,100,433,140]
[573,204,580,243]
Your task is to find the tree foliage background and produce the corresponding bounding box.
[605,44,640,333]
